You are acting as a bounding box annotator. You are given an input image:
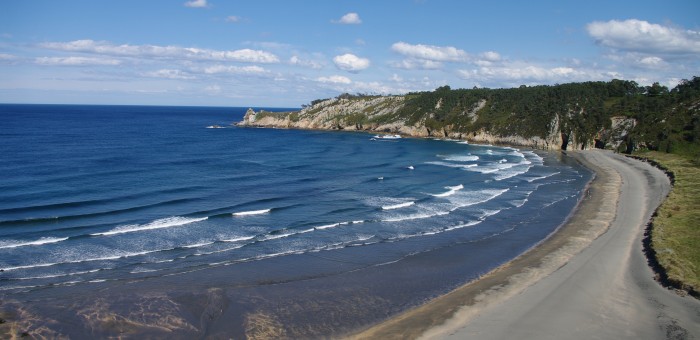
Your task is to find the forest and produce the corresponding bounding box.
[320,77,700,159]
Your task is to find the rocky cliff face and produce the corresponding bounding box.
[237,96,609,151]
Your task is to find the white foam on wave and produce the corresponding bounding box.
[382,209,450,222]
[382,188,508,223]
[441,154,479,162]
[510,150,525,158]
[11,268,103,281]
[432,184,464,198]
[264,233,294,241]
[495,164,533,181]
[315,223,341,230]
[446,188,510,211]
[425,161,478,169]
[222,236,255,243]
[262,227,316,241]
[444,220,483,231]
[91,216,208,236]
[527,171,560,183]
[232,209,271,216]
[0,237,69,249]
[382,201,415,210]
[183,241,215,249]
[130,268,161,274]
[1,247,177,272]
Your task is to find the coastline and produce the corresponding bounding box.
[349,150,700,339]
[347,150,617,339]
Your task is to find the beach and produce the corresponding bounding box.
[3,106,697,338]
[1,106,594,338]
[350,150,700,339]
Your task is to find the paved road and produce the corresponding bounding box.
[436,151,699,339]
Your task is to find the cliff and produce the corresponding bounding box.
[239,97,588,150]
[238,77,700,154]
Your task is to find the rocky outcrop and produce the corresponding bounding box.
[601,116,637,149]
[238,96,609,151]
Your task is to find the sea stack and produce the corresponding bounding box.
[239,108,256,126]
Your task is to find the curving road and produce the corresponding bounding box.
[430,151,699,339]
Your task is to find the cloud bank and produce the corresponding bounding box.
[40,40,280,63]
[391,42,469,62]
[587,19,700,55]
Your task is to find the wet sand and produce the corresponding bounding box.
[350,150,700,339]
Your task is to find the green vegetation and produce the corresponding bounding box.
[255,110,294,120]
[304,77,699,153]
[636,151,700,295]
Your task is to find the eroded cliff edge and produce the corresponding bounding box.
[237,78,700,152]
[238,95,630,151]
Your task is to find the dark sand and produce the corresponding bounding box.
[349,150,700,340]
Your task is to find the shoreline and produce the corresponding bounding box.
[348,150,620,339]
[350,149,700,339]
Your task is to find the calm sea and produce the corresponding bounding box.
[0,104,590,337]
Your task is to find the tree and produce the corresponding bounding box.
[646,82,669,97]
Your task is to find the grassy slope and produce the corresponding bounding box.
[637,151,700,294]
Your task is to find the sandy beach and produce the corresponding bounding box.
[350,150,700,339]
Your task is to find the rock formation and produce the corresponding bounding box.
[238,96,621,151]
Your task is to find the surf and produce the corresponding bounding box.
[232,209,271,216]
[90,216,208,236]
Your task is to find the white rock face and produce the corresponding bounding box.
[237,96,608,151]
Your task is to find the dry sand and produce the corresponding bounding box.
[350,150,699,340]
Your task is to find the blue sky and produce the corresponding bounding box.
[1,0,699,107]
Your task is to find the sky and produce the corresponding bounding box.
[1,0,699,107]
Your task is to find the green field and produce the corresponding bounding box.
[637,151,700,295]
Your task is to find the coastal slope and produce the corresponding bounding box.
[351,151,700,339]
[238,78,700,154]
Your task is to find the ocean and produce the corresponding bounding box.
[0,104,591,337]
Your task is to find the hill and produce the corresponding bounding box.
[239,77,700,157]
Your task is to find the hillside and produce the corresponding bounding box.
[239,77,700,156]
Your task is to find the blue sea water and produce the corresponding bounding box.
[0,104,590,334]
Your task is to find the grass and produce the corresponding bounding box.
[636,151,700,295]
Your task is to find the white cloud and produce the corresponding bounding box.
[204,84,221,95]
[289,56,324,69]
[391,42,469,62]
[333,12,362,24]
[604,52,669,70]
[144,69,195,80]
[390,74,403,82]
[35,56,121,66]
[316,75,352,84]
[222,49,278,63]
[226,16,241,23]
[638,56,666,67]
[479,51,501,62]
[333,53,370,72]
[0,53,17,60]
[184,0,208,8]
[39,40,279,63]
[390,58,442,70]
[352,81,396,95]
[203,65,268,75]
[457,61,608,86]
[587,19,700,55]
